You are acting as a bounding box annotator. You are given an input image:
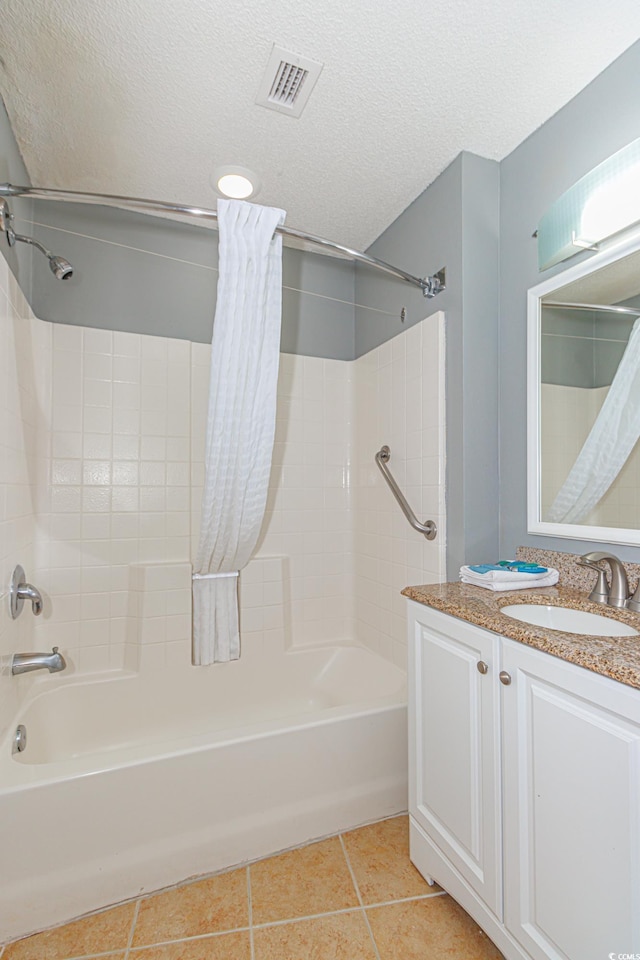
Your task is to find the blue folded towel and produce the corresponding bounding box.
[469,561,548,575]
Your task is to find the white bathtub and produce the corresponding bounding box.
[0,643,407,942]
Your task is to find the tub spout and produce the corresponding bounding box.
[11,646,66,676]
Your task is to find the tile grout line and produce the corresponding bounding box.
[339,834,381,960]
[250,892,446,931]
[247,866,255,960]
[5,894,451,959]
[123,899,141,960]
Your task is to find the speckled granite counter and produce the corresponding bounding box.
[402,581,640,690]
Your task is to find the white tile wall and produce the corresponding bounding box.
[191,349,354,651]
[0,256,46,740]
[1,251,447,693]
[33,323,193,672]
[124,562,193,672]
[353,313,446,668]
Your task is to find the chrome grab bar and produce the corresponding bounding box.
[374,446,437,541]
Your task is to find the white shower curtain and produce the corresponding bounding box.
[547,316,640,524]
[192,199,286,665]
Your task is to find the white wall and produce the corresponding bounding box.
[32,326,355,669]
[354,314,446,667]
[192,348,355,652]
[0,255,47,741]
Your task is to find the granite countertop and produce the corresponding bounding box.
[402,581,640,690]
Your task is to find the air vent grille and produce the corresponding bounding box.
[269,62,308,107]
[256,45,323,118]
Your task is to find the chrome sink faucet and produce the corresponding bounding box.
[11,646,66,676]
[579,552,630,608]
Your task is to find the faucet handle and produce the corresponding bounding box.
[627,581,640,613]
[579,551,629,608]
[9,566,43,617]
[577,560,609,605]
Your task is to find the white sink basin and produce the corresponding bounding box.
[500,604,638,637]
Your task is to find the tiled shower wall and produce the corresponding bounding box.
[1,253,445,692]
[34,323,194,672]
[191,347,355,650]
[354,314,446,667]
[0,257,48,741]
[31,325,355,671]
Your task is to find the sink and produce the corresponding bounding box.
[499,604,638,637]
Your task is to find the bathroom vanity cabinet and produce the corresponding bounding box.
[407,599,640,960]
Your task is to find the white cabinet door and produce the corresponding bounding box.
[502,639,640,960]
[408,603,503,916]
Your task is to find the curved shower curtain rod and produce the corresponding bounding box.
[0,182,446,299]
[543,300,640,317]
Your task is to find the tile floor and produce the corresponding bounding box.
[1,816,504,960]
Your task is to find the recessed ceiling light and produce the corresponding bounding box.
[212,166,260,200]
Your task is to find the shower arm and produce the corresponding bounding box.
[0,182,446,299]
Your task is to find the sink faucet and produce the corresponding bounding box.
[11,646,66,676]
[579,552,629,608]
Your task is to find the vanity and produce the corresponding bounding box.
[403,579,640,960]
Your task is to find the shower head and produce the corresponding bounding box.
[1,199,74,280]
[48,255,73,280]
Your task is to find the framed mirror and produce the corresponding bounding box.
[528,229,640,546]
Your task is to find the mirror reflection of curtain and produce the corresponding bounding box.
[547,316,640,523]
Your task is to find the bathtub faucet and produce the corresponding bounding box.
[11,646,66,676]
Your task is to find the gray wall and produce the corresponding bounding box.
[28,201,356,359]
[355,152,500,578]
[0,98,33,297]
[499,38,640,564]
[541,306,631,389]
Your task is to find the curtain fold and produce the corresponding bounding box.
[192,199,286,665]
[547,316,640,524]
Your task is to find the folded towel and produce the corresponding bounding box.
[460,563,553,583]
[468,561,548,576]
[460,570,559,592]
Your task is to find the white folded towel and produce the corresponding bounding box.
[460,569,559,592]
[459,564,555,583]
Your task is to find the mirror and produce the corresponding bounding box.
[528,230,640,546]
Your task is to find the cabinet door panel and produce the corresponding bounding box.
[502,641,640,960]
[409,605,502,915]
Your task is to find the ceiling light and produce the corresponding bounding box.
[212,166,260,200]
[537,137,640,270]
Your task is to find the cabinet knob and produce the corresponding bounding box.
[477,660,488,674]
[499,670,512,686]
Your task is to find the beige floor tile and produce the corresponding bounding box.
[342,815,438,904]
[367,896,504,959]
[250,836,359,924]
[2,904,135,960]
[132,869,248,946]
[129,931,251,959]
[254,911,377,960]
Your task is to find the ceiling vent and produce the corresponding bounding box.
[256,45,323,118]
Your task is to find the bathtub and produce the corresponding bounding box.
[0,643,407,942]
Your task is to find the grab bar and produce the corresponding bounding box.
[374,446,437,541]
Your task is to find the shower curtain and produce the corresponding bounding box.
[192,199,286,665]
[547,316,640,524]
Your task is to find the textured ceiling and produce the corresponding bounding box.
[1,0,640,251]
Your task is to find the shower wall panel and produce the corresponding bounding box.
[353,313,446,668]
[2,248,446,681]
[0,256,48,741]
[190,347,355,649]
[31,322,354,670]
